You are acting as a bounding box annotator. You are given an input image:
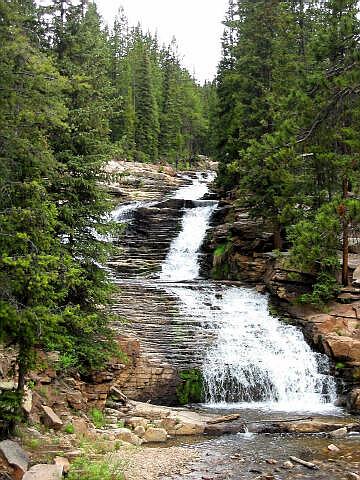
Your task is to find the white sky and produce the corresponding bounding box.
[96,0,228,83]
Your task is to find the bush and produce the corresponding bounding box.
[68,456,124,480]
[176,369,203,405]
[89,408,106,428]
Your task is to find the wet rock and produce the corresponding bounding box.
[41,405,63,430]
[328,444,340,452]
[23,464,63,480]
[0,441,29,480]
[143,427,168,443]
[329,427,348,438]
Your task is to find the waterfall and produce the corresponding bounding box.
[160,171,337,413]
[160,203,217,281]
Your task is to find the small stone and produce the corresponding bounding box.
[329,427,348,438]
[327,444,340,452]
[41,406,63,430]
[143,427,168,443]
[23,464,63,479]
[54,457,70,474]
[0,440,29,480]
[282,461,294,469]
[266,458,277,465]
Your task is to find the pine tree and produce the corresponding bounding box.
[133,41,160,162]
[0,0,69,429]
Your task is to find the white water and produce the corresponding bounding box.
[160,203,217,281]
[162,172,338,413]
[172,172,216,200]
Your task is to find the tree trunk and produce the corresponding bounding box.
[273,223,283,250]
[342,177,349,286]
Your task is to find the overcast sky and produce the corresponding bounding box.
[96,0,228,84]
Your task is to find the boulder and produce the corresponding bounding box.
[72,418,88,436]
[329,427,348,438]
[143,427,168,443]
[23,464,63,480]
[133,426,145,437]
[22,387,32,415]
[125,417,149,429]
[353,265,360,287]
[131,401,171,420]
[174,421,205,435]
[54,457,70,474]
[347,388,360,414]
[41,406,63,430]
[0,381,16,392]
[0,440,29,480]
[112,428,142,446]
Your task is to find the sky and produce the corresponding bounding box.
[96,0,229,84]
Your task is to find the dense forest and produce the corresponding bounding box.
[212,0,360,305]
[0,0,210,429]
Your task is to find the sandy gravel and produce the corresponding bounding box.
[110,445,199,480]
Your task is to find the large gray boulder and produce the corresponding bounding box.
[0,440,29,479]
[23,464,63,480]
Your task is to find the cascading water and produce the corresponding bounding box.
[160,171,338,413]
[160,202,217,281]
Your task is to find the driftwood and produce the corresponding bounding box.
[110,386,128,404]
[207,414,241,425]
[289,456,319,470]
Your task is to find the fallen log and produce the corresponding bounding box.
[207,414,241,425]
[289,456,319,470]
[204,421,246,435]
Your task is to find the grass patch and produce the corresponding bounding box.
[89,408,106,429]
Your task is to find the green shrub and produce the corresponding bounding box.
[64,423,75,434]
[89,408,106,428]
[68,456,124,480]
[176,369,203,405]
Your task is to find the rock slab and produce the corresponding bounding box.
[41,405,63,430]
[23,464,63,480]
[0,440,29,480]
